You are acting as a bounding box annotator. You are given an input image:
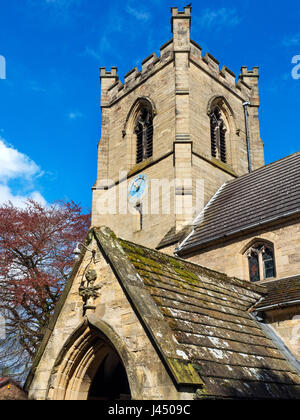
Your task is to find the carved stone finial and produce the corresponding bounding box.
[85,269,97,286]
[79,268,101,313]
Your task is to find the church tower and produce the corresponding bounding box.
[92,6,264,249]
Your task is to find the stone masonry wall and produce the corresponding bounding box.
[266,306,300,362]
[92,155,176,249]
[92,6,265,252]
[28,238,190,400]
[185,219,300,282]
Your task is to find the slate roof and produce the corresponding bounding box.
[156,225,192,250]
[26,227,300,399]
[253,275,300,312]
[95,227,300,399]
[177,152,300,255]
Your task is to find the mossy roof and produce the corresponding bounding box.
[95,227,300,400]
[253,275,300,312]
[26,226,300,399]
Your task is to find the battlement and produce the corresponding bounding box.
[124,67,139,84]
[142,53,160,72]
[171,6,192,18]
[101,38,255,108]
[95,6,264,234]
[236,78,252,91]
[100,67,118,78]
[203,52,220,73]
[240,66,259,77]
[220,66,236,85]
[189,41,254,98]
[100,7,258,108]
[101,40,174,107]
[239,66,260,105]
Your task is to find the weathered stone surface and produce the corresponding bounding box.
[92,5,264,249]
[26,227,300,400]
[26,5,299,401]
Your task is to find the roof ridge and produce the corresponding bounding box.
[218,165,300,195]
[193,182,227,226]
[178,151,300,253]
[226,151,300,186]
[176,183,228,252]
[120,236,266,295]
[263,274,300,284]
[182,209,300,252]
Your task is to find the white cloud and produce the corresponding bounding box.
[84,35,113,59]
[68,111,84,120]
[0,185,47,208]
[0,137,47,207]
[126,6,151,22]
[0,138,40,180]
[83,46,102,62]
[41,0,79,10]
[29,80,47,93]
[28,191,48,206]
[197,8,241,29]
[26,0,81,24]
[83,8,125,61]
[282,33,300,47]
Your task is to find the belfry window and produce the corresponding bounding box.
[210,108,227,163]
[135,107,153,164]
[246,242,276,282]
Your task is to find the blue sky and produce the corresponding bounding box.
[0,0,299,211]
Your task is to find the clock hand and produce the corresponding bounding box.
[133,181,140,191]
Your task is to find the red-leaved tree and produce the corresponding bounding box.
[0,200,90,380]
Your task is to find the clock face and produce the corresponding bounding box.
[128,174,148,203]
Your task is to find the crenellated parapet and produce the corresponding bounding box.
[239,66,260,106]
[101,40,174,107]
[93,6,264,244]
[100,67,119,106]
[100,67,118,78]
[203,52,220,73]
[100,6,258,108]
[189,40,255,100]
[219,66,236,85]
[101,41,257,108]
[171,6,191,52]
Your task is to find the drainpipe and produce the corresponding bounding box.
[253,300,300,313]
[243,101,252,173]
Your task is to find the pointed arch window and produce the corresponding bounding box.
[245,242,276,283]
[135,107,153,164]
[210,107,227,163]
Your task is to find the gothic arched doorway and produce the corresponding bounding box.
[47,322,134,400]
[88,348,131,400]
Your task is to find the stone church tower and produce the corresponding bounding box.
[92,6,264,249]
[26,6,300,401]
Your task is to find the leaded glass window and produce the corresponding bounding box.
[135,108,153,164]
[246,243,276,283]
[249,252,260,283]
[263,247,275,279]
[210,108,227,163]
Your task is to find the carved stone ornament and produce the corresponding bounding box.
[85,269,97,286]
[79,269,102,311]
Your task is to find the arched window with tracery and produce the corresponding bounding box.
[135,105,153,164]
[123,97,156,169]
[245,241,276,283]
[210,107,227,163]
